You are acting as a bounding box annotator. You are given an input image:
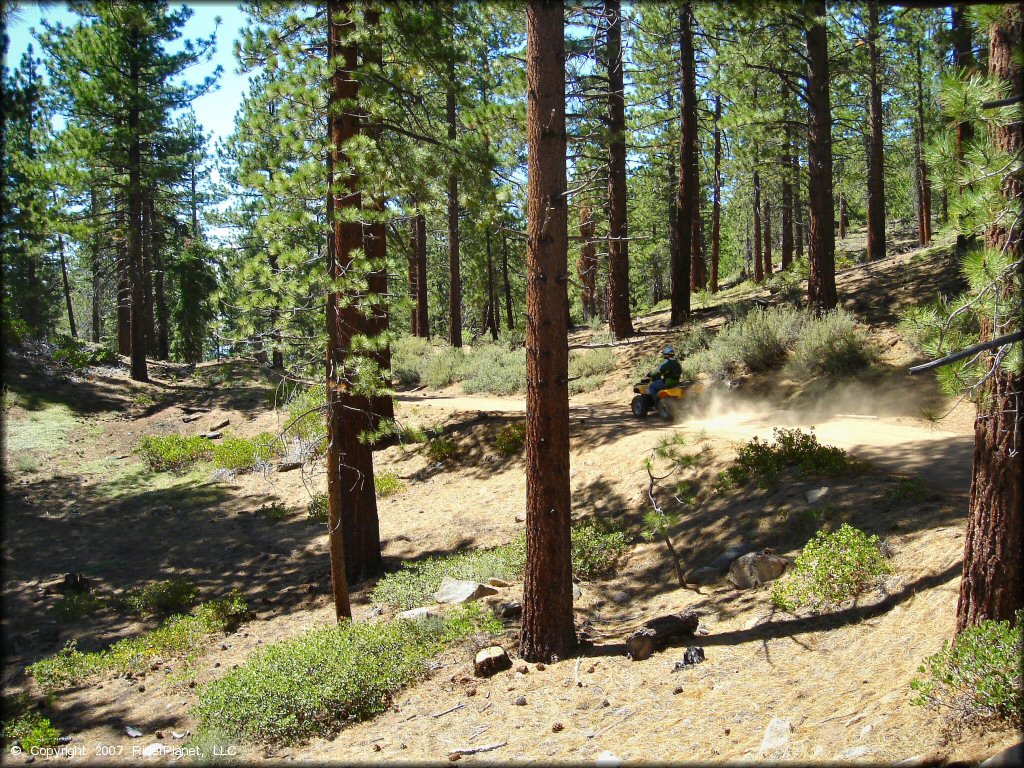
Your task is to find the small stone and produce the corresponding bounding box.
[552,722,564,733]
[373,744,382,752]
[397,606,442,621]
[515,513,526,523]
[449,754,461,762]
[474,646,512,678]
[728,551,790,590]
[220,643,229,651]
[517,664,529,674]
[760,717,793,758]
[610,590,630,605]
[188,681,196,688]
[673,647,706,670]
[536,663,546,671]
[171,732,186,740]
[514,695,527,706]
[155,731,164,739]
[138,685,146,692]
[493,601,522,619]
[487,578,512,588]
[673,686,684,695]
[601,699,610,708]
[213,662,220,668]
[724,728,731,735]
[434,577,499,605]
[572,584,582,600]
[805,486,829,504]
[125,726,143,738]
[466,688,477,697]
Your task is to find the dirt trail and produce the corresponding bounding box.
[400,391,974,494]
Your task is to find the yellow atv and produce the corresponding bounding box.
[631,378,706,422]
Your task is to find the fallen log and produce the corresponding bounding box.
[625,610,699,661]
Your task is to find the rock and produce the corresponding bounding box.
[981,743,1024,767]
[672,646,705,670]
[515,513,526,523]
[182,414,202,423]
[595,751,623,767]
[493,601,522,619]
[434,577,499,604]
[536,663,546,671]
[474,646,512,677]
[276,460,303,473]
[171,732,187,740]
[610,590,630,605]
[572,584,583,600]
[514,695,527,706]
[125,726,143,738]
[727,551,790,590]
[835,746,869,760]
[805,486,829,504]
[397,606,442,621]
[760,717,793,758]
[211,468,237,483]
[487,577,512,588]
[685,566,723,586]
[58,573,91,595]
[200,431,222,440]
[626,611,699,661]
[709,546,746,571]
[552,722,564,733]
[367,606,384,619]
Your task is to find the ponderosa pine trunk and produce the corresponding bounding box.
[672,3,698,324]
[839,191,848,240]
[955,6,1023,636]
[57,233,77,338]
[485,229,499,340]
[117,207,130,356]
[415,212,429,338]
[141,192,156,356]
[127,28,148,383]
[605,0,633,339]
[915,45,932,246]
[782,128,794,270]
[151,198,169,361]
[667,90,682,300]
[408,217,419,336]
[578,204,598,320]
[502,231,514,330]
[753,169,764,283]
[326,0,380,615]
[446,52,463,348]
[763,195,773,277]
[711,94,721,292]
[805,1,838,312]
[865,0,886,262]
[90,189,101,343]
[520,0,576,665]
[951,6,976,174]
[794,152,805,261]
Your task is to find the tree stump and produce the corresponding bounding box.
[625,610,699,661]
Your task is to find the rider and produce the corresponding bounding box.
[648,346,682,403]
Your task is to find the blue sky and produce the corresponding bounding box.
[5,2,251,147]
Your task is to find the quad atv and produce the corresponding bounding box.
[631,377,706,422]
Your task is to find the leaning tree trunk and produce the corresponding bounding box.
[672,3,698,324]
[955,6,1023,636]
[865,0,887,262]
[753,169,764,283]
[805,1,838,312]
[57,233,77,339]
[578,204,598,320]
[520,0,576,665]
[711,94,721,292]
[605,0,634,339]
[326,0,381,616]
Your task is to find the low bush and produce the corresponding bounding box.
[461,344,526,395]
[52,335,118,370]
[372,523,629,610]
[425,436,457,463]
[118,578,198,616]
[212,433,281,471]
[790,310,874,377]
[424,347,467,389]
[911,611,1022,725]
[136,434,212,472]
[730,427,865,487]
[568,348,617,394]
[51,593,106,622]
[28,596,249,693]
[494,422,526,456]
[771,524,892,611]
[390,336,435,386]
[194,604,499,744]
[1,695,62,752]
[307,493,329,522]
[283,384,327,445]
[374,470,406,498]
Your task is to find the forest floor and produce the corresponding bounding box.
[2,230,1020,764]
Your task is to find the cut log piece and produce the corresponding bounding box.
[625,610,699,661]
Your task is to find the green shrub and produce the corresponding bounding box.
[425,436,457,462]
[52,335,117,369]
[911,611,1023,725]
[461,344,526,395]
[51,593,106,622]
[771,524,892,611]
[568,348,617,394]
[790,310,874,377]
[119,578,199,616]
[372,523,629,610]
[136,434,212,472]
[390,336,435,386]
[1,695,61,752]
[194,605,498,744]
[494,422,527,455]
[212,433,281,471]
[284,384,327,445]
[397,424,428,443]
[571,521,630,577]
[732,427,864,487]
[28,596,249,693]
[425,347,467,389]
[374,470,406,498]
[307,492,329,522]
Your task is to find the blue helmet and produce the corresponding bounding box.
[662,346,676,358]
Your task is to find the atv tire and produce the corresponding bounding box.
[631,395,650,418]
[657,398,676,422]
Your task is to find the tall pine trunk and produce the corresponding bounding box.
[151,198,169,360]
[142,191,156,356]
[794,151,805,261]
[415,213,429,337]
[763,195,773,277]
[915,46,932,246]
[127,29,148,383]
[578,204,598,319]
[951,6,975,173]
[956,6,1023,636]
[485,229,498,340]
[805,1,838,312]
[447,53,463,348]
[520,0,576,665]
[753,169,763,283]
[605,0,633,339]
[408,217,419,336]
[672,3,698,325]
[57,233,77,338]
[326,0,380,615]
[711,94,721,292]
[865,0,886,262]
[117,209,131,356]
[501,231,514,330]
